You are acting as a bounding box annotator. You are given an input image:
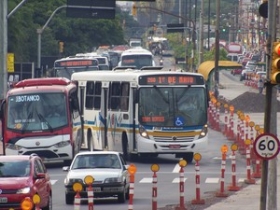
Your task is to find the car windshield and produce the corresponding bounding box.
[0,160,30,177]
[71,154,121,170]
[7,93,68,132]
[138,87,207,127]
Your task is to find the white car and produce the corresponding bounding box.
[63,151,130,204]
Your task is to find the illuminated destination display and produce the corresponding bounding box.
[55,59,98,67]
[139,75,204,85]
[141,116,165,122]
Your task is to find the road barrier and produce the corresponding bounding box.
[244,139,256,184]
[73,182,82,210]
[21,197,34,210]
[128,164,137,210]
[175,159,187,210]
[228,144,240,191]
[32,194,41,210]
[84,175,94,210]
[151,164,159,210]
[191,153,205,205]
[216,145,228,197]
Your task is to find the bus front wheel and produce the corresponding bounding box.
[122,134,130,161]
[87,132,94,151]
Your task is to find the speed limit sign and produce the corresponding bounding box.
[253,133,280,160]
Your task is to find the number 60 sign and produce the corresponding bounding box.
[253,133,280,160]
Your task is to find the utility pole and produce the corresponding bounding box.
[198,0,204,65]
[261,0,278,209]
[0,0,8,100]
[214,0,220,89]
[0,0,27,100]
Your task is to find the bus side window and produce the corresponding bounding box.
[93,82,101,109]
[0,99,5,120]
[120,82,129,111]
[109,82,121,110]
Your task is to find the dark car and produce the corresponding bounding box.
[0,154,52,210]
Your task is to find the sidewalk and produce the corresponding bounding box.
[204,71,280,210]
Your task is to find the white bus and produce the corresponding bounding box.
[118,47,156,69]
[72,68,209,163]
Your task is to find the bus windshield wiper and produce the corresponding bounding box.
[153,85,169,105]
[21,112,33,134]
[37,113,53,132]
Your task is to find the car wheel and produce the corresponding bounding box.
[118,187,126,203]
[65,194,74,205]
[183,152,194,164]
[42,195,52,210]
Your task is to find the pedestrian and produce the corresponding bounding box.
[257,78,264,94]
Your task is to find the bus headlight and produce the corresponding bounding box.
[198,124,208,138]
[5,143,22,150]
[54,141,70,148]
[139,125,150,139]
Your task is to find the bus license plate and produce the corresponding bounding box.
[0,197,8,203]
[169,144,180,149]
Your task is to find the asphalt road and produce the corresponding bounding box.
[47,127,247,210]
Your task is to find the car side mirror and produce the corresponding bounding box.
[36,173,45,179]
[62,166,70,171]
[124,165,129,170]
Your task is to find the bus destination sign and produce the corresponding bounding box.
[55,59,98,67]
[139,75,203,85]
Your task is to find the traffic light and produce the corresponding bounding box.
[259,0,268,18]
[132,4,137,16]
[59,41,64,53]
[270,42,280,84]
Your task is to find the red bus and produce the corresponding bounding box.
[0,77,83,165]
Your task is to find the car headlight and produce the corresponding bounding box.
[64,177,83,185]
[198,124,208,139]
[54,141,70,148]
[5,143,22,150]
[139,125,150,139]
[104,177,123,183]
[17,187,30,194]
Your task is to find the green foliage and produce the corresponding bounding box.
[203,48,228,61]
[7,1,136,62]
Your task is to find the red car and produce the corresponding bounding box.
[0,154,52,210]
[231,68,242,75]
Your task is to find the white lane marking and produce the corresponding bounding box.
[213,155,234,160]
[205,178,219,183]
[50,180,58,185]
[172,164,181,173]
[238,178,245,183]
[139,178,153,183]
[172,178,187,183]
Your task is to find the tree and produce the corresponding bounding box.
[7,0,132,63]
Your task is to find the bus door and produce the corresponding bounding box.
[100,81,109,150]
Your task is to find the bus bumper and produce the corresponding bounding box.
[136,137,208,154]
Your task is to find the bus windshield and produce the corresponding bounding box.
[121,55,153,69]
[54,67,99,79]
[7,93,68,132]
[139,87,207,127]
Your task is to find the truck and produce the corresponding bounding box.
[129,38,142,48]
